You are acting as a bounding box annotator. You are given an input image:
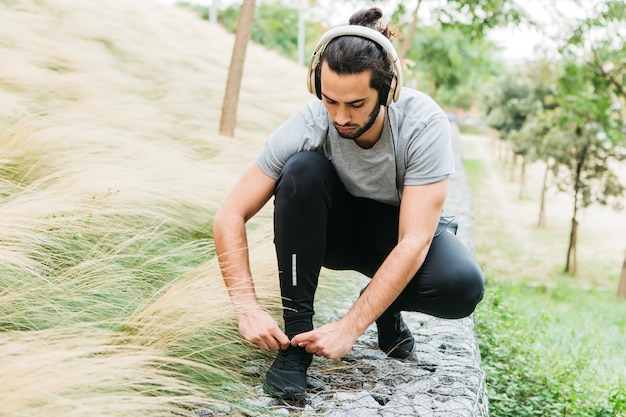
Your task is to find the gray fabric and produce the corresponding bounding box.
[256,87,455,205]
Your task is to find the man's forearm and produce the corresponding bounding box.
[343,237,430,335]
[343,180,448,334]
[214,212,260,312]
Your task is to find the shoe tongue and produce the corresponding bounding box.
[281,345,306,358]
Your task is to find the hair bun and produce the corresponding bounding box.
[348,7,383,28]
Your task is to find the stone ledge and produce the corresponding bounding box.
[302,313,488,417]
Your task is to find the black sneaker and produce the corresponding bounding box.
[376,311,416,359]
[263,345,313,402]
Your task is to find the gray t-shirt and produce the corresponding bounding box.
[256,87,455,206]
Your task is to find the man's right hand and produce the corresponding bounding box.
[237,307,290,352]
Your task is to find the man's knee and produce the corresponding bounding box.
[440,261,484,318]
[280,151,330,179]
[276,151,333,200]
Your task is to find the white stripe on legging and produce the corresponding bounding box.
[292,253,297,286]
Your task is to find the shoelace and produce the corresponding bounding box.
[275,348,310,371]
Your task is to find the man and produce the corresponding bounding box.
[214,8,484,402]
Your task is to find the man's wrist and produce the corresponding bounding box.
[338,314,367,341]
[233,300,262,316]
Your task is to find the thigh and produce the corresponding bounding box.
[323,197,400,277]
[321,187,361,271]
[397,228,485,318]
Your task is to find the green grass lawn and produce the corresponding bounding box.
[463,132,626,416]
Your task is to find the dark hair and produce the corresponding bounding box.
[318,8,397,105]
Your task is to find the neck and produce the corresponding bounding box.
[354,106,386,149]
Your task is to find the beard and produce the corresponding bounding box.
[334,102,381,140]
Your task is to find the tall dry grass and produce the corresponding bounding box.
[0,0,311,414]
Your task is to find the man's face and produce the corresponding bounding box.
[319,61,381,140]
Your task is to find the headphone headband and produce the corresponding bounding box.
[306,25,403,106]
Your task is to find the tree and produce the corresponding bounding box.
[481,71,539,182]
[435,0,526,38]
[546,61,625,275]
[619,252,626,301]
[552,0,626,276]
[219,0,256,138]
[482,58,624,276]
[518,110,557,227]
[388,0,526,62]
[511,60,560,204]
[405,25,498,106]
[396,0,424,61]
[218,1,330,67]
[564,0,626,101]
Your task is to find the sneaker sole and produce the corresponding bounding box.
[262,381,306,402]
[385,336,416,359]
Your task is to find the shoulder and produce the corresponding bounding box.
[257,99,330,178]
[388,88,449,139]
[300,98,329,123]
[391,88,446,123]
[268,99,329,141]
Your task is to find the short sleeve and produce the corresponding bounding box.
[256,100,330,179]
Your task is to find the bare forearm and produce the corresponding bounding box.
[213,163,276,312]
[343,237,430,335]
[214,212,259,312]
[214,209,290,351]
[344,180,448,333]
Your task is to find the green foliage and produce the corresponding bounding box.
[475,281,626,416]
[218,1,322,63]
[481,70,541,146]
[540,59,626,212]
[429,0,528,39]
[405,24,501,109]
[370,0,527,39]
[563,0,626,101]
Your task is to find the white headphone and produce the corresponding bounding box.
[306,25,403,106]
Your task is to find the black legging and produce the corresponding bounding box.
[273,151,484,338]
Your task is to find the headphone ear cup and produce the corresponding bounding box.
[306,60,316,96]
[377,72,397,106]
[386,73,397,106]
[379,83,390,107]
[314,64,322,100]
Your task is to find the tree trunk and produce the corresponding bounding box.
[618,251,626,301]
[565,139,587,275]
[489,129,498,154]
[219,0,256,138]
[510,154,518,182]
[497,139,506,162]
[537,160,549,228]
[565,216,578,275]
[518,156,527,199]
[398,0,424,61]
[565,191,579,275]
[297,0,306,66]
